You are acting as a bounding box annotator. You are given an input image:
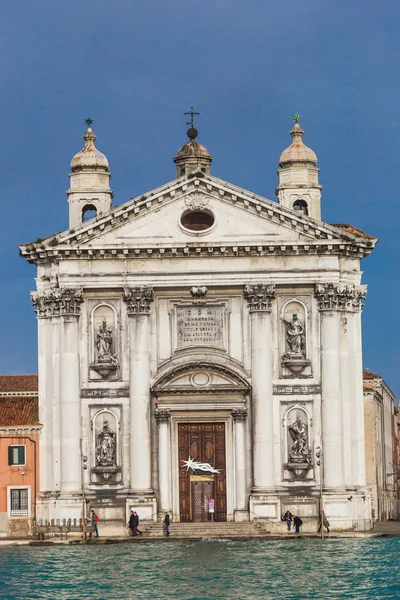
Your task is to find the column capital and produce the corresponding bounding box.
[31,288,84,318]
[314,283,367,312]
[154,408,170,424]
[243,284,276,312]
[231,408,248,423]
[123,287,154,316]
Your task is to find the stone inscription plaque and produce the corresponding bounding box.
[176,306,225,349]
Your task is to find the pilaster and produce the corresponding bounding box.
[232,408,248,515]
[123,287,154,493]
[155,409,171,512]
[243,284,275,491]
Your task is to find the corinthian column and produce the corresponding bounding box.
[58,289,84,492]
[345,286,368,487]
[315,283,346,489]
[124,287,154,493]
[243,284,275,491]
[155,409,171,511]
[232,408,247,511]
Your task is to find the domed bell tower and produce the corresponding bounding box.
[276,116,322,220]
[173,104,213,177]
[67,119,113,229]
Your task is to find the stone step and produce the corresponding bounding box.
[141,522,267,538]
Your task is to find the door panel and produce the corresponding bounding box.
[178,423,226,522]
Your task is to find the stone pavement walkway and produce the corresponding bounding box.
[1,521,399,547]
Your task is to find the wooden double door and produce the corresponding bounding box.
[178,423,226,522]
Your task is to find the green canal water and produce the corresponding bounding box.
[0,538,399,600]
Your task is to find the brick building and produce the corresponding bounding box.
[0,375,40,536]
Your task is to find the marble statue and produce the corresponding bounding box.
[95,420,116,466]
[288,417,311,464]
[283,315,305,355]
[96,319,113,361]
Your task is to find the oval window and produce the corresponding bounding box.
[180,209,214,231]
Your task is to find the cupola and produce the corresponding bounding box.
[67,120,113,229]
[173,104,213,177]
[276,116,322,220]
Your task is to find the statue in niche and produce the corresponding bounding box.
[283,314,305,356]
[288,416,311,464]
[95,420,116,466]
[96,320,114,362]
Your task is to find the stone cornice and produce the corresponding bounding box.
[243,284,276,312]
[123,287,154,315]
[0,426,42,434]
[31,288,84,318]
[19,175,377,265]
[19,240,375,264]
[314,283,367,312]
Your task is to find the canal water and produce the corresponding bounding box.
[0,538,399,599]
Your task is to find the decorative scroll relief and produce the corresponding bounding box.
[31,288,84,318]
[176,305,225,349]
[123,287,154,315]
[314,283,367,311]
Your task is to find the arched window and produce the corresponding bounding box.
[82,204,98,222]
[292,199,308,215]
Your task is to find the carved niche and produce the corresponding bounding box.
[280,298,312,378]
[91,409,122,483]
[281,404,313,481]
[89,303,120,380]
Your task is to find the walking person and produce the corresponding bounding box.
[133,511,143,536]
[127,510,136,536]
[283,510,293,532]
[163,512,170,536]
[293,515,303,534]
[317,510,330,533]
[91,510,99,537]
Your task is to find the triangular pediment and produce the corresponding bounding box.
[19,172,377,261]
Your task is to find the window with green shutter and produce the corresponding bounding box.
[8,445,26,466]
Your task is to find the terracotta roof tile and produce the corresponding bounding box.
[363,369,381,380]
[0,375,38,393]
[330,223,376,240]
[0,396,39,426]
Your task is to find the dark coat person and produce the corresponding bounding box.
[293,515,303,533]
[163,512,170,536]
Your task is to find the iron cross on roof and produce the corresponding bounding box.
[184,104,201,128]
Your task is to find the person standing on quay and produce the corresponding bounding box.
[293,515,303,534]
[128,510,135,535]
[133,511,143,536]
[283,510,293,532]
[163,512,170,536]
[317,510,330,533]
[91,510,99,537]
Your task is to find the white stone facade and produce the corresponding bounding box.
[20,122,377,533]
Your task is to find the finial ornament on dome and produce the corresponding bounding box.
[184,103,201,140]
[85,117,93,127]
[292,113,300,123]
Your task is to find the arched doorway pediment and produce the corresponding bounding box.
[152,362,250,396]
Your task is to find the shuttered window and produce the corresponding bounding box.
[8,445,26,466]
[10,488,29,516]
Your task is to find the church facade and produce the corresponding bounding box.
[20,116,376,533]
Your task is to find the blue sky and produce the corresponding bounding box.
[0,1,399,395]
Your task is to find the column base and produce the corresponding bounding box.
[234,509,250,522]
[126,493,157,525]
[249,489,372,532]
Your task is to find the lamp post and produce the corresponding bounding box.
[80,440,88,544]
[315,445,324,540]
